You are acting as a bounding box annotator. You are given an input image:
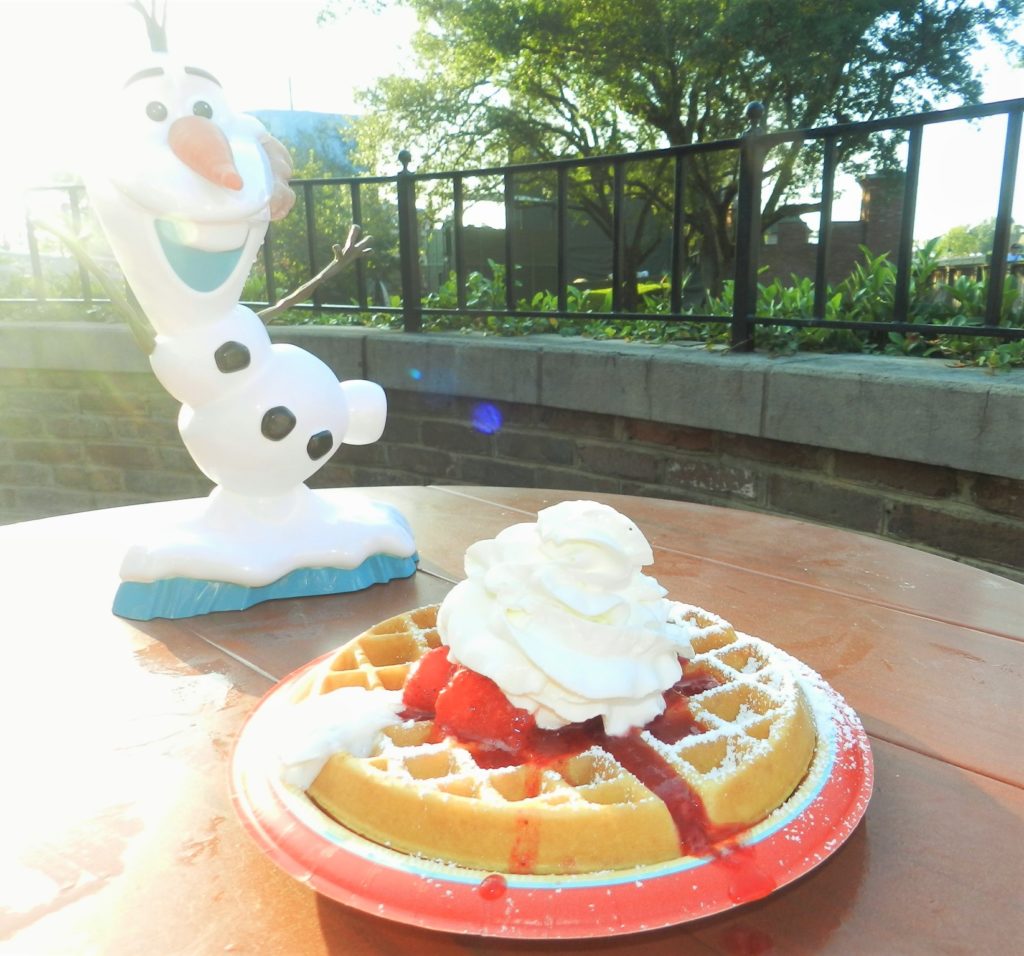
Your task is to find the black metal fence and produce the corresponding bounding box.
[9,97,1024,350]
[730,97,1024,350]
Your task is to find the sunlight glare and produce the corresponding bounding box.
[0,0,1019,249]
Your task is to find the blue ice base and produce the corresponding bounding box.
[112,553,419,621]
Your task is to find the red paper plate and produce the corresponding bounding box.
[230,652,873,939]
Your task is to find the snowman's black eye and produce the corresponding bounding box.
[192,100,213,118]
[146,101,168,121]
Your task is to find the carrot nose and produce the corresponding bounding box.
[168,115,243,190]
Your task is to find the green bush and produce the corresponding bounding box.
[5,240,1021,370]
[270,242,1023,370]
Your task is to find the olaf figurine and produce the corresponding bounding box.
[86,9,417,620]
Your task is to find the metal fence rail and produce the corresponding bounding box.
[730,97,1024,349]
[8,97,1024,349]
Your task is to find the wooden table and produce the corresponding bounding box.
[1,486,1021,954]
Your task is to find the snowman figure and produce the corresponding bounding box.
[87,12,417,620]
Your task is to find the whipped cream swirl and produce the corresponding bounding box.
[437,500,695,736]
[277,686,403,789]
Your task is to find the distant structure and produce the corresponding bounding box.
[247,110,358,175]
[422,173,908,298]
[759,173,905,285]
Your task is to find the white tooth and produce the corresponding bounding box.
[167,220,248,252]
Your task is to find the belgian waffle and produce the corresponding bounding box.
[295,604,815,874]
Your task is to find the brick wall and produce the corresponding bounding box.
[0,367,213,519]
[760,173,904,286]
[3,365,1020,583]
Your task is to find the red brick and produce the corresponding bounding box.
[78,390,139,415]
[308,462,356,488]
[421,419,494,455]
[14,486,94,517]
[78,370,158,396]
[5,389,78,414]
[971,475,1024,520]
[0,461,54,485]
[45,415,115,441]
[720,434,824,470]
[482,400,536,427]
[459,455,536,486]
[0,368,35,388]
[0,413,45,439]
[143,394,182,419]
[84,443,157,469]
[767,475,885,534]
[886,503,1023,571]
[53,465,124,493]
[112,418,180,444]
[537,407,617,439]
[664,459,759,500]
[833,451,958,498]
[380,415,421,444]
[625,420,714,451]
[334,442,388,467]
[387,391,461,418]
[387,444,456,478]
[23,369,87,390]
[156,447,204,474]
[577,441,661,482]
[11,440,84,465]
[496,431,574,465]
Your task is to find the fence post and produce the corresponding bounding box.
[396,149,422,332]
[985,107,1023,325]
[261,224,277,307]
[302,182,321,316]
[732,101,765,351]
[25,217,46,302]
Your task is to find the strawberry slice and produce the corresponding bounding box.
[402,645,458,714]
[434,668,535,755]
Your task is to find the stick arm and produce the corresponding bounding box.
[258,224,372,323]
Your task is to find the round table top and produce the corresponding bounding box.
[1,485,1021,954]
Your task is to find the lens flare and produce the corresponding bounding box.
[471,402,502,435]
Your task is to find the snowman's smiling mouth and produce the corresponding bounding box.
[155,219,246,292]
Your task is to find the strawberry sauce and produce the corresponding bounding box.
[476,873,508,900]
[402,650,734,856]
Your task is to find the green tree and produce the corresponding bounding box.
[935,218,1023,258]
[243,147,402,316]
[329,0,1021,294]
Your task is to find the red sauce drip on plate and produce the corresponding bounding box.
[477,873,507,900]
[719,843,778,903]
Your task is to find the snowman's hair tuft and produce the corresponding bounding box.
[130,0,169,54]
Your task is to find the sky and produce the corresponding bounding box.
[0,0,1020,249]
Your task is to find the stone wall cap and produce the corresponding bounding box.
[2,320,1020,479]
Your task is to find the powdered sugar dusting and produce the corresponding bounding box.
[235,598,873,938]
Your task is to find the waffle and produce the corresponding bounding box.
[296,604,815,874]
